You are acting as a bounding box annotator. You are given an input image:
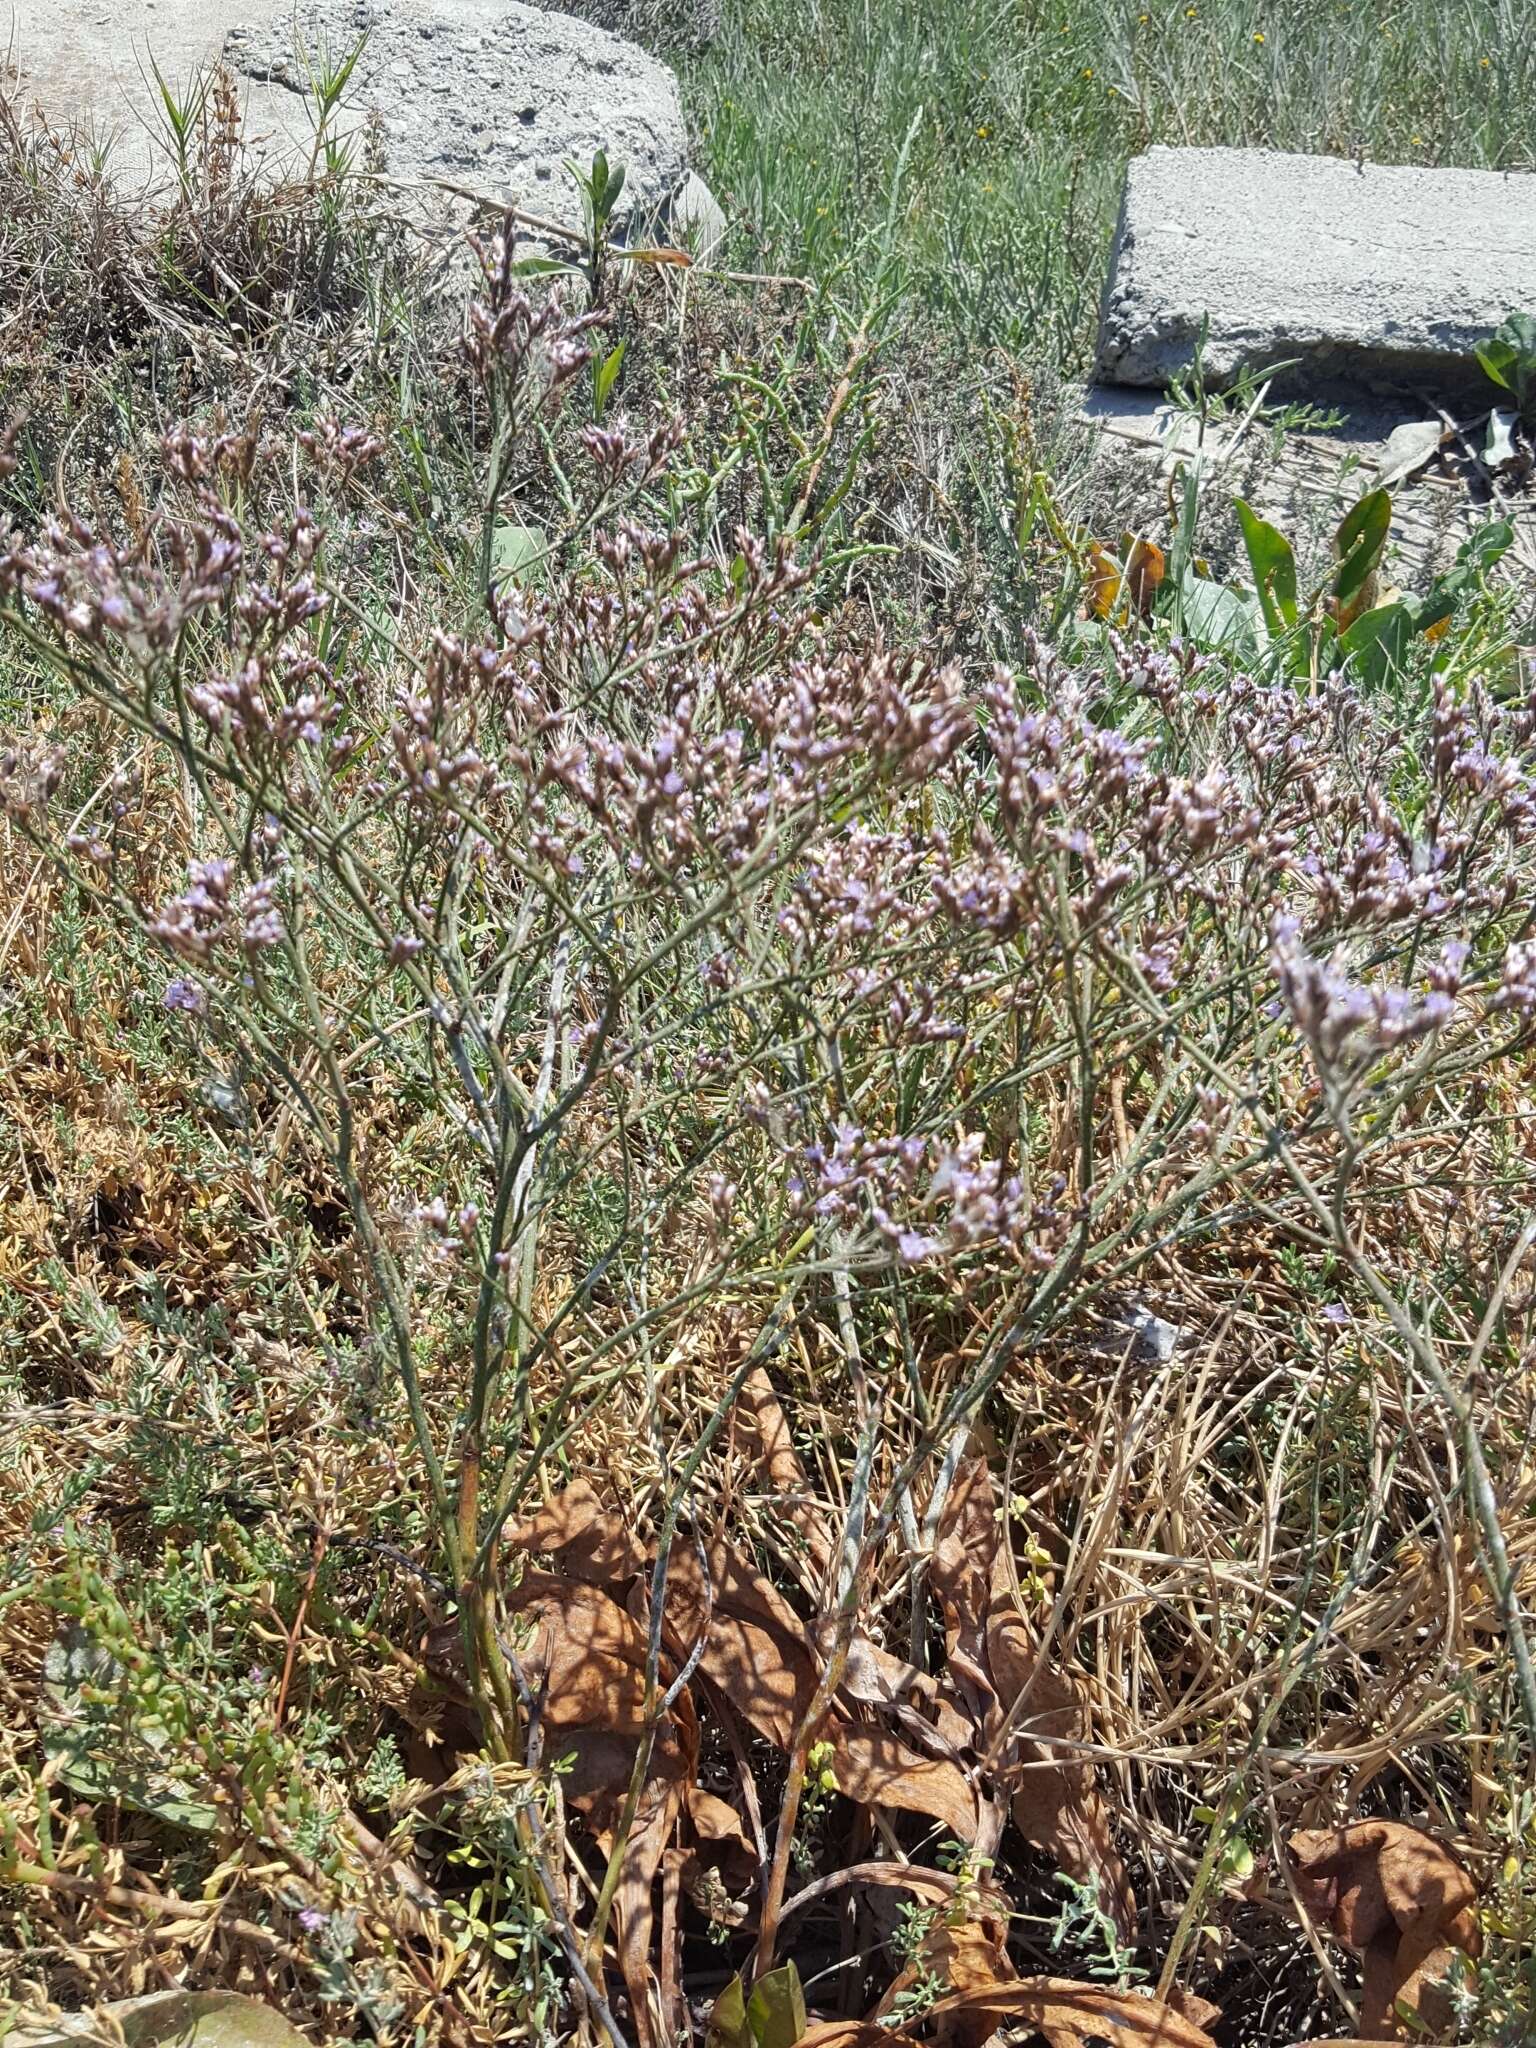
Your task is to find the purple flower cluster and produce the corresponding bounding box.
[5,361,1535,1334]
[462,222,606,407]
[786,1122,1068,1269]
[148,859,285,963]
[1270,914,1452,1064]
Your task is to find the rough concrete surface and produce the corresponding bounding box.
[1097,146,1536,402]
[229,0,688,233]
[4,0,690,238]
[5,0,259,185]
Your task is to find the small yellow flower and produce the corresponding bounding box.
[1411,133,1423,144]
[1481,54,1490,64]
[1082,64,1094,76]
[976,123,991,137]
[1253,29,1265,41]
[1185,6,1196,17]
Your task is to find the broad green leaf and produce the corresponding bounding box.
[1476,314,1536,411]
[1234,498,1298,635]
[1176,567,1261,658]
[1338,599,1415,688]
[705,1975,753,2048]
[1332,487,1392,619]
[511,254,576,279]
[1459,517,1516,574]
[1414,517,1515,635]
[490,521,548,589]
[43,1729,218,1833]
[1475,338,1517,393]
[745,1961,807,2048]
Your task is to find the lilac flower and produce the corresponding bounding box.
[929,1137,1029,1251]
[240,879,285,953]
[1491,941,1536,1016]
[1271,917,1452,1065]
[149,860,234,960]
[162,977,207,1016]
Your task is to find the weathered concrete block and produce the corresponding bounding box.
[664,167,727,262]
[5,0,689,234]
[1079,384,1536,592]
[228,0,689,239]
[1096,146,1536,403]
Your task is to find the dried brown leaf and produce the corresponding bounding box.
[665,1548,978,1836]
[663,1541,816,1748]
[498,1551,704,2047]
[1086,540,1123,621]
[801,1977,1219,2048]
[505,1478,648,1582]
[1287,1822,1481,2040]
[781,1858,1012,1925]
[828,1725,978,1842]
[809,1616,975,1759]
[615,1700,697,2048]
[1163,1986,1224,2033]
[685,1784,758,1891]
[503,1570,650,1732]
[1125,537,1166,616]
[559,1691,699,2048]
[740,1366,835,1579]
[870,1915,1016,2047]
[930,1457,1134,1937]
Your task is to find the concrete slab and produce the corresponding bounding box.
[1079,382,1536,592]
[2,0,689,240]
[227,0,688,239]
[1096,146,1536,405]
